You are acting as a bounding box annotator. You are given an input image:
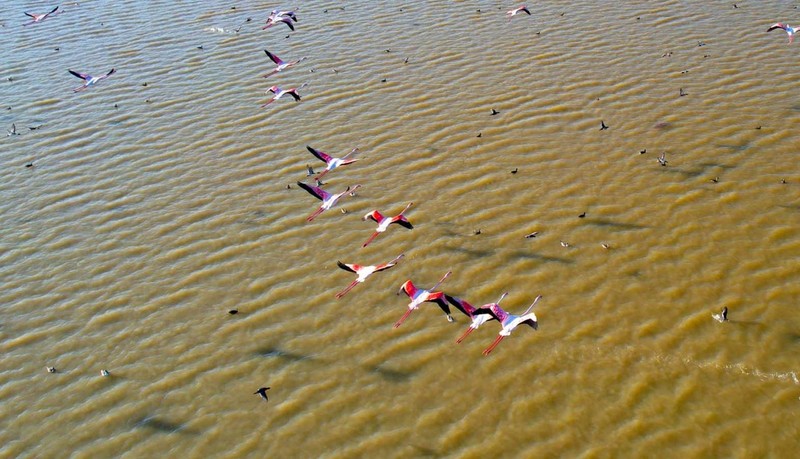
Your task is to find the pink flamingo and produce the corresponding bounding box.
[263,50,306,78]
[261,84,306,107]
[767,23,797,43]
[361,202,413,248]
[394,271,453,328]
[23,6,58,25]
[296,181,361,221]
[335,254,404,298]
[475,295,542,356]
[68,68,116,92]
[306,146,359,179]
[446,292,508,344]
[506,6,531,19]
[263,14,295,31]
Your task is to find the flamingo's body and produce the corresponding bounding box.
[24,6,58,25]
[335,254,404,298]
[362,202,413,247]
[296,181,360,221]
[446,293,507,343]
[306,145,359,180]
[68,68,116,92]
[474,295,542,355]
[768,23,797,43]
[395,271,453,328]
[262,84,306,107]
[506,6,531,19]
[263,50,305,78]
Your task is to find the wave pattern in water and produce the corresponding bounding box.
[1,1,799,457]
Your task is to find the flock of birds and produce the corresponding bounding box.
[275,6,547,365]
[12,3,795,403]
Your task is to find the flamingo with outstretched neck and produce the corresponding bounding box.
[296,181,360,221]
[306,146,359,180]
[395,271,453,328]
[23,6,58,26]
[362,202,413,247]
[68,68,116,92]
[262,84,307,107]
[335,254,404,298]
[475,295,543,355]
[263,50,306,78]
[768,23,797,43]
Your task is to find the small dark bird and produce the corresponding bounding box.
[228,309,238,315]
[600,120,609,130]
[473,229,481,235]
[491,109,499,116]
[28,125,42,130]
[47,367,56,373]
[525,232,539,238]
[7,123,19,136]
[710,177,719,183]
[640,149,647,154]
[578,212,586,218]
[679,88,687,97]
[25,162,34,168]
[404,57,409,63]
[511,168,518,174]
[476,132,482,138]
[197,46,204,50]
[755,126,761,130]
[381,78,387,82]
[658,152,668,166]
[712,307,728,323]
[385,49,391,53]
[781,179,787,184]
[255,387,271,401]
[286,184,291,189]
[306,165,315,176]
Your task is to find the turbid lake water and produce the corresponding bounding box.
[1,1,799,457]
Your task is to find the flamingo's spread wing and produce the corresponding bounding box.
[296,181,329,201]
[399,280,417,298]
[307,146,333,164]
[363,210,384,224]
[446,295,476,317]
[337,261,358,273]
[68,69,89,80]
[264,50,282,65]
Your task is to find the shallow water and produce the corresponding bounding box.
[1,1,799,457]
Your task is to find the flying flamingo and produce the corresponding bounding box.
[263,50,306,78]
[296,181,361,221]
[475,295,542,355]
[335,254,404,298]
[394,271,453,328]
[506,6,531,19]
[268,9,298,22]
[68,68,116,92]
[263,14,295,31]
[23,6,58,25]
[767,23,797,43]
[261,84,306,107]
[446,292,508,344]
[361,202,413,248]
[306,145,359,180]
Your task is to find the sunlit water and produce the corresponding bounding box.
[1,1,799,457]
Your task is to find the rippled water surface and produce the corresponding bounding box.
[2,1,799,457]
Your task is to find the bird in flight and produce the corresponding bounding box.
[767,23,797,43]
[255,387,271,401]
[23,6,59,26]
[68,68,116,92]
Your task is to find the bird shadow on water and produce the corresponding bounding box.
[510,251,574,264]
[367,364,413,383]
[254,347,313,362]
[585,218,648,232]
[134,415,197,435]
